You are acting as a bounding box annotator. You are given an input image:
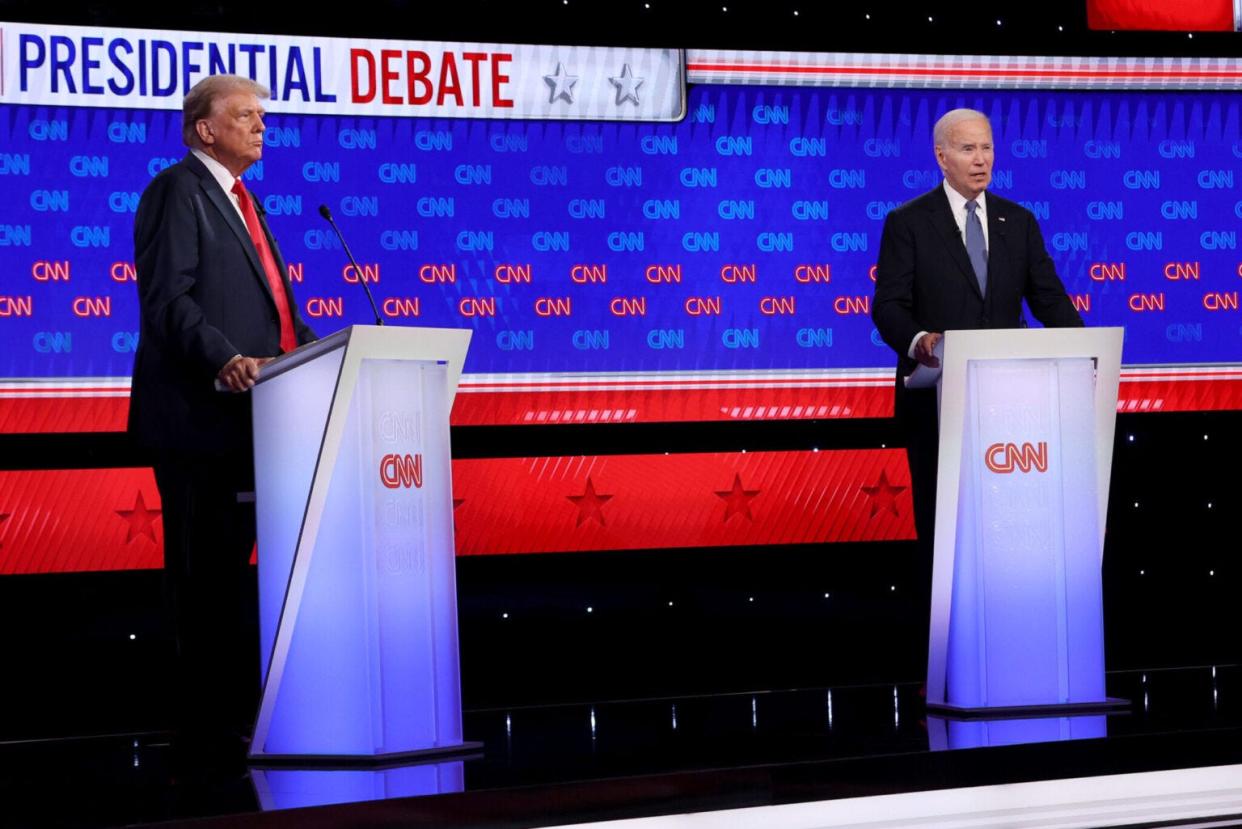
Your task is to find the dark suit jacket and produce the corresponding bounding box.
[128,153,316,454]
[872,185,1084,397]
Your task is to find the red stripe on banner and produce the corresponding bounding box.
[451,385,895,425]
[2,374,1242,432]
[0,388,127,394]
[1116,379,1242,412]
[452,449,915,556]
[459,377,889,389]
[686,63,1242,80]
[1121,371,1242,380]
[0,468,163,575]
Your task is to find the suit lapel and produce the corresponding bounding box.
[186,155,277,307]
[926,187,984,302]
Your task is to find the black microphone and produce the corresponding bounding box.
[319,204,383,326]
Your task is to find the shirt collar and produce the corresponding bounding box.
[192,148,240,195]
[942,179,986,215]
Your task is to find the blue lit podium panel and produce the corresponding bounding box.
[249,325,475,763]
[927,328,1126,716]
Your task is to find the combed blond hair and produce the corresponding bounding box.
[182,75,270,148]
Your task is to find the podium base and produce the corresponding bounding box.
[926,698,1130,720]
[248,740,484,769]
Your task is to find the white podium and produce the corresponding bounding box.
[246,325,477,763]
[926,327,1127,716]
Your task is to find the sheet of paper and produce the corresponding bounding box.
[904,336,945,389]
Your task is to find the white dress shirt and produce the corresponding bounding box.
[941,179,990,251]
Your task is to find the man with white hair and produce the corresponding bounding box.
[129,74,316,751]
[872,108,1082,577]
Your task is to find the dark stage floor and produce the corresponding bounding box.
[2,665,1241,828]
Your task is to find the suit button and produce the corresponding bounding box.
[980,316,990,326]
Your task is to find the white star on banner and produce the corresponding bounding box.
[544,62,579,104]
[609,64,644,106]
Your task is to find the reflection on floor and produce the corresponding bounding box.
[544,764,1242,829]
[1,665,1239,828]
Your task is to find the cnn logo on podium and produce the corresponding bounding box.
[985,442,1049,474]
[380,453,424,489]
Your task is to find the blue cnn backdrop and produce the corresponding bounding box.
[1,85,1240,380]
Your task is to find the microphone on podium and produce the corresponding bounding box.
[318,204,384,326]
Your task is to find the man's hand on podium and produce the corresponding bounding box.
[217,355,274,392]
[914,332,943,368]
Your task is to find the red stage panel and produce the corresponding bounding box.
[1087,0,1235,31]
[0,450,915,573]
[0,394,131,433]
[452,449,915,556]
[0,468,163,575]
[0,365,1235,572]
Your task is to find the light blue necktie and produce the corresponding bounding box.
[965,199,988,296]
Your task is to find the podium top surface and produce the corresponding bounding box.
[942,326,1124,361]
[257,328,352,384]
[255,325,473,393]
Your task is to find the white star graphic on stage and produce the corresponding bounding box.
[608,64,644,106]
[544,62,579,104]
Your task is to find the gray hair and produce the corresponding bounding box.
[933,108,990,148]
[182,74,270,148]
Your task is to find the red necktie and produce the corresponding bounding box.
[232,179,298,353]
